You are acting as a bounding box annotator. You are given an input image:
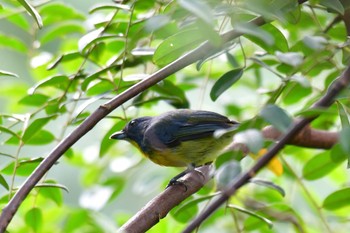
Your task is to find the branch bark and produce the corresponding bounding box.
[118,166,211,233]
[262,125,338,149]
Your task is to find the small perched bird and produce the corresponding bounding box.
[110,109,239,186]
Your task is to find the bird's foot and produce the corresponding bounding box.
[166,179,188,191]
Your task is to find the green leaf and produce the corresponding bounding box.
[18,93,50,106]
[0,34,27,52]
[102,176,125,203]
[1,158,44,176]
[215,161,241,188]
[230,205,273,230]
[337,102,350,127]
[47,52,82,70]
[89,3,131,13]
[233,129,263,154]
[302,36,327,51]
[260,104,292,133]
[17,0,43,28]
[171,194,218,223]
[282,81,312,105]
[29,75,70,94]
[323,187,350,210]
[236,22,274,47]
[151,80,189,108]
[275,51,303,67]
[0,70,18,78]
[39,3,85,25]
[26,129,55,145]
[153,29,206,66]
[100,121,125,157]
[319,0,344,14]
[0,126,20,138]
[22,116,55,143]
[78,29,122,54]
[178,0,214,26]
[37,180,65,206]
[86,80,114,96]
[244,23,288,53]
[1,8,30,30]
[302,145,347,180]
[250,179,285,197]
[210,68,243,101]
[0,174,9,190]
[40,23,85,44]
[25,208,43,232]
[339,128,350,167]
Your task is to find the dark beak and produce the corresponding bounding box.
[110,130,127,140]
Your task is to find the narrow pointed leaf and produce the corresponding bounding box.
[260,104,292,133]
[323,187,350,210]
[17,0,43,28]
[210,68,243,101]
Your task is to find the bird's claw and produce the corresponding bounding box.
[166,179,188,192]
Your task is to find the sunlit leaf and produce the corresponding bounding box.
[0,174,9,190]
[0,70,18,78]
[319,0,344,14]
[337,101,350,127]
[47,52,82,70]
[1,158,44,176]
[40,23,85,44]
[89,3,131,13]
[233,129,263,154]
[25,208,43,232]
[153,29,206,66]
[39,2,85,25]
[37,180,66,206]
[250,179,285,197]
[17,0,43,28]
[102,176,125,202]
[303,35,327,51]
[275,51,303,67]
[18,93,50,106]
[0,126,19,138]
[171,194,218,223]
[339,127,350,168]
[210,68,243,101]
[236,22,274,46]
[151,80,189,108]
[303,145,347,180]
[29,75,70,94]
[100,121,125,157]
[178,0,214,26]
[78,28,122,54]
[323,187,350,210]
[22,116,56,143]
[230,205,273,229]
[215,161,241,188]
[260,104,292,133]
[0,34,27,52]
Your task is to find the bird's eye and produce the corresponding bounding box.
[129,120,136,127]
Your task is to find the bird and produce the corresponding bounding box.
[110,109,239,187]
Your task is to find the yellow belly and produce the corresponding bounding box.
[145,134,233,167]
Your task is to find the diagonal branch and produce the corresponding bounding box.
[117,126,339,232]
[182,65,350,233]
[0,17,267,233]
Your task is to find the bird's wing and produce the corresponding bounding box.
[148,110,238,148]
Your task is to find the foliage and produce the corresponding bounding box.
[1,0,350,232]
